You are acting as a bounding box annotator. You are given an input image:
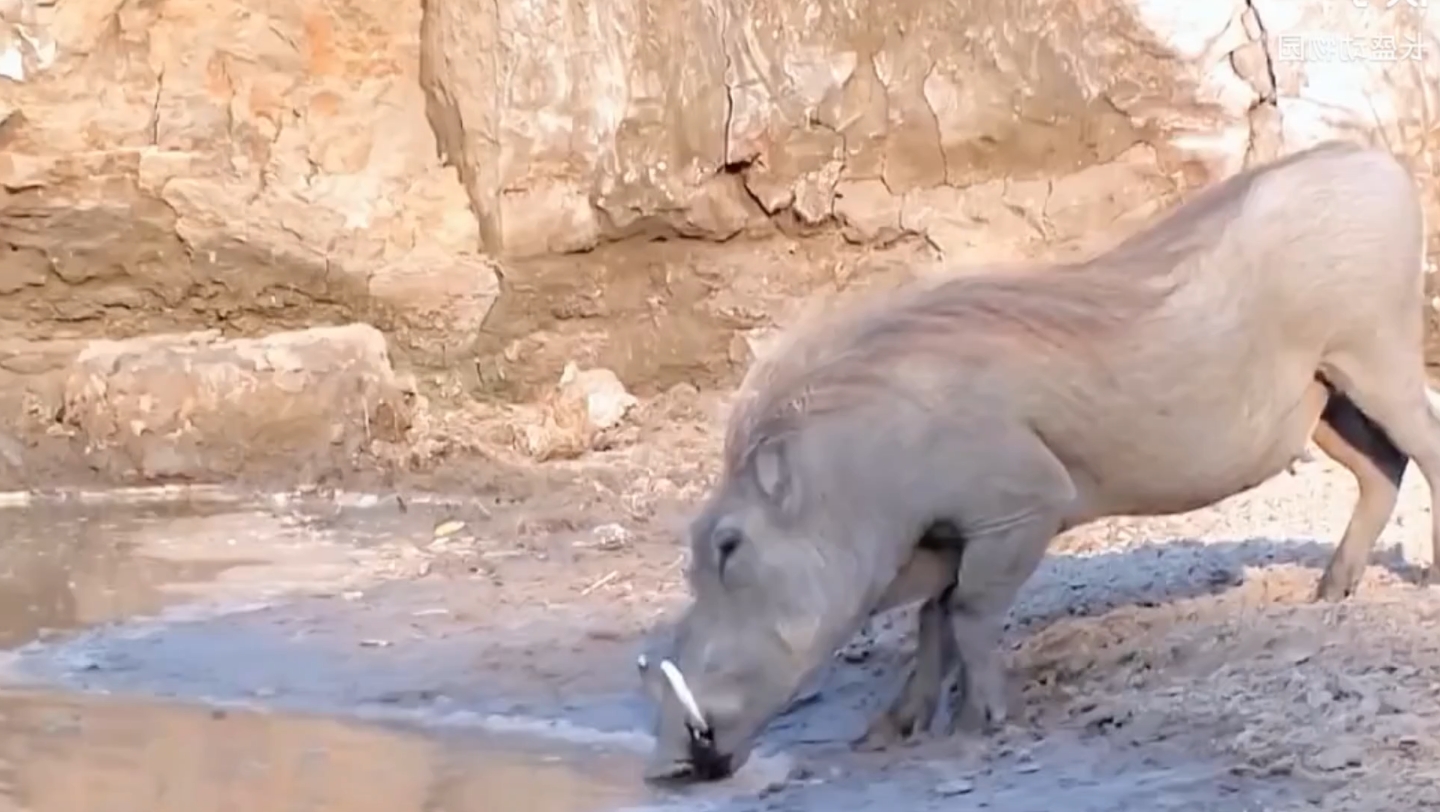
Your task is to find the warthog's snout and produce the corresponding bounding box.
[638,656,736,783]
[637,647,770,783]
[637,607,805,784]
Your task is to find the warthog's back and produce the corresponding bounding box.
[1121,141,1425,350]
[727,141,1426,519]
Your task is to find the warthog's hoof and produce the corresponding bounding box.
[1420,564,1440,589]
[852,718,904,752]
[852,708,932,752]
[1313,568,1360,603]
[951,702,1009,735]
[945,677,1011,737]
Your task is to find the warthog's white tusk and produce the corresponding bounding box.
[658,658,708,731]
[636,654,649,670]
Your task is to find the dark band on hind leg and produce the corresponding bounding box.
[1312,374,1412,602]
[1318,377,1409,487]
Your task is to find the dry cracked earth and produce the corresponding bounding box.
[0,389,1438,811]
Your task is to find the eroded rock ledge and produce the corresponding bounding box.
[4,0,1436,297]
[423,0,1439,259]
[0,324,412,489]
[0,0,1438,486]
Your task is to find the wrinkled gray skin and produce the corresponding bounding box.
[638,142,1440,784]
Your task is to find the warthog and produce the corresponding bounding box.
[638,140,1440,783]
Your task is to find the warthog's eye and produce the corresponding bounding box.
[715,527,743,581]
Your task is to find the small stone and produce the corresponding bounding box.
[1279,640,1319,665]
[1130,711,1170,743]
[590,523,631,551]
[1303,783,1334,805]
[786,764,815,782]
[758,779,788,798]
[1311,744,1363,772]
[934,778,975,796]
[433,520,466,538]
[72,656,101,673]
[1356,693,1382,719]
[1378,690,1414,714]
[558,362,638,430]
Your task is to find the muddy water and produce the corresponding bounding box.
[0,490,1328,812]
[0,500,261,649]
[0,687,645,812]
[0,495,657,812]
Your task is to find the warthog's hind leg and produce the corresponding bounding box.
[1313,386,1408,601]
[1314,345,1440,598]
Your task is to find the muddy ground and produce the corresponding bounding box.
[0,385,1439,812]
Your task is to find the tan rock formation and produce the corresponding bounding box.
[1,0,1437,485]
[59,323,411,483]
[0,0,496,364]
[418,0,1439,257]
[5,0,1434,272]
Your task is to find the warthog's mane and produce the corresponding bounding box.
[719,150,1298,480]
[718,268,1170,476]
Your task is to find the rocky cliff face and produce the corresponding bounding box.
[417,0,1437,258]
[0,0,1437,487]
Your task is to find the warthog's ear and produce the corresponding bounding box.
[752,439,793,506]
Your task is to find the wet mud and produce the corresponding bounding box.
[0,450,1438,811]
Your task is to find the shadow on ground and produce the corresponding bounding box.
[652,533,1419,751]
[1015,533,1417,633]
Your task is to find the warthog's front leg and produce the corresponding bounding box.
[941,435,1074,732]
[944,508,1066,732]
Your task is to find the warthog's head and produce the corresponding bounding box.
[638,428,911,784]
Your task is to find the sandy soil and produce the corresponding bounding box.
[4,383,1440,812]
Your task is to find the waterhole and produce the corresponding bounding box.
[0,686,646,812]
[0,491,686,812]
